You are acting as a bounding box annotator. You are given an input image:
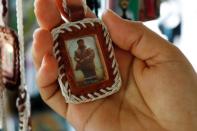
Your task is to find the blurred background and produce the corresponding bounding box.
[1,0,197,130]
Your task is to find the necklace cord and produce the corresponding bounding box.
[16,0,31,130]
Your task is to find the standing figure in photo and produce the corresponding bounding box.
[74,39,97,84]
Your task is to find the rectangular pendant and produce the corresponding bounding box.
[0,26,20,90]
[52,18,122,104]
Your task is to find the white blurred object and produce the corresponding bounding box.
[98,0,107,18]
[178,0,197,71]
[144,0,197,71]
[159,0,181,29]
[144,19,168,40]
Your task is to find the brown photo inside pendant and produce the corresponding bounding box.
[53,19,121,99]
[0,26,20,90]
[65,35,109,88]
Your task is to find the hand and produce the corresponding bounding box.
[33,0,197,131]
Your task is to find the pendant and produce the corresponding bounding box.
[0,26,20,90]
[53,0,122,104]
[51,0,122,104]
[52,18,122,104]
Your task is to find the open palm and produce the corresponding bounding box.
[33,0,197,131]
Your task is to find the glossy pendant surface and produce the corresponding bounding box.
[52,18,122,103]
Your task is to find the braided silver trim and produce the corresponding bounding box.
[52,18,122,104]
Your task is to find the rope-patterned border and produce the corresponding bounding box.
[51,18,122,104]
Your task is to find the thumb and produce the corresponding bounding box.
[102,10,179,65]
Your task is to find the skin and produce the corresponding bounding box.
[33,0,197,131]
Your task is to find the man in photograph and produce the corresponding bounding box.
[74,39,97,84]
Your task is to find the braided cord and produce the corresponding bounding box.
[0,93,2,129]
[0,0,8,130]
[16,0,25,85]
[0,60,7,130]
[16,0,31,131]
[0,49,3,129]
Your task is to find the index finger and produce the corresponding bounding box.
[33,0,96,70]
[34,0,96,30]
[34,0,62,30]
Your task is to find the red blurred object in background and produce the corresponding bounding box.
[142,0,160,20]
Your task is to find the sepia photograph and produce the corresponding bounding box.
[65,35,107,87]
